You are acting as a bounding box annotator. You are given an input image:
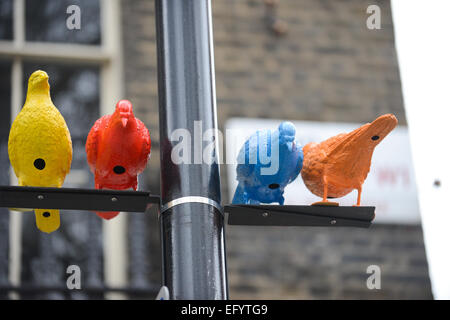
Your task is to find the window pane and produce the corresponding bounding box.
[20,63,103,299]
[0,0,13,40]
[25,0,101,45]
[0,61,11,299]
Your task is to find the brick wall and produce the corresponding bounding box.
[121,0,432,299]
[228,224,431,299]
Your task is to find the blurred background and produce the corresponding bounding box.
[0,0,432,299]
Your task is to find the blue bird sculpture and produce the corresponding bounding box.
[232,122,303,205]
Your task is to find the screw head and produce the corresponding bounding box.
[330,220,337,225]
[111,197,118,202]
[262,212,269,217]
[37,195,44,200]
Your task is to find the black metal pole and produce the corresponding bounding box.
[155,0,228,299]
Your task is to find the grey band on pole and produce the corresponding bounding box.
[160,196,223,214]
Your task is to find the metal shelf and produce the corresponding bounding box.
[225,204,375,228]
[0,186,375,228]
[0,186,160,212]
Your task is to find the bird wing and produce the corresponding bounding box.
[325,124,369,158]
[232,182,247,204]
[235,135,261,185]
[135,117,151,170]
[86,115,110,173]
[236,162,255,180]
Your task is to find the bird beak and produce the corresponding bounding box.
[122,118,128,127]
[287,141,293,152]
[283,136,294,152]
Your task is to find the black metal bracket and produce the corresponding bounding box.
[0,186,160,212]
[0,186,375,228]
[225,204,375,228]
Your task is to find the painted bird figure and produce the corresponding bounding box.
[232,122,303,205]
[8,70,73,233]
[86,100,151,219]
[301,114,398,206]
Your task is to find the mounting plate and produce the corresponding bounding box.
[225,204,375,228]
[0,186,160,212]
[0,186,375,228]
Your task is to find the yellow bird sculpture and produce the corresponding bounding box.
[8,70,73,233]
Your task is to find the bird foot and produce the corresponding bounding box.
[311,201,339,207]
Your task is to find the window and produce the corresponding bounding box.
[0,0,13,40]
[25,0,101,44]
[0,0,124,299]
[0,61,12,300]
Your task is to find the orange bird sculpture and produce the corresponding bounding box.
[301,114,398,206]
[86,100,151,219]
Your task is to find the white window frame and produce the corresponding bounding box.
[0,0,127,299]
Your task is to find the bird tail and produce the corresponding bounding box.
[34,208,60,233]
[232,182,247,204]
[96,211,120,220]
[9,207,33,212]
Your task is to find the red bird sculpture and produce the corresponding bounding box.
[86,100,151,219]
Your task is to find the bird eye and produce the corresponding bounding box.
[268,183,280,189]
[113,166,126,174]
[34,158,46,170]
[371,135,379,141]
